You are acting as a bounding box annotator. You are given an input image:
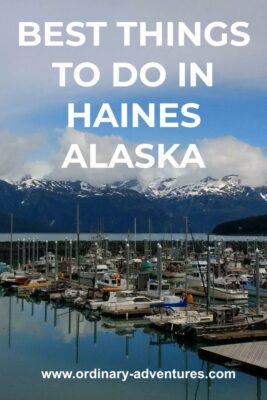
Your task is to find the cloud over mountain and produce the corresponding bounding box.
[1,129,267,188]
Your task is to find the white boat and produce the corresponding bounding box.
[208,277,248,301]
[79,264,111,279]
[101,295,162,315]
[139,279,172,299]
[96,273,132,290]
[187,270,248,301]
[148,309,214,327]
[88,290,136,311]
[64,288,88,300]
[187,269,209,288]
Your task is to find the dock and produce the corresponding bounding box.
[199,341,267,378]
[202,330,267,344]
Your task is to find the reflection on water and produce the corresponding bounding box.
[0,294,266,400]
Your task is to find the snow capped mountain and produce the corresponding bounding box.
[11,174,260,199]
[144,175,248,199]
[1,174,267,233]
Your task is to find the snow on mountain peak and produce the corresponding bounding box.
[2,174,263,200]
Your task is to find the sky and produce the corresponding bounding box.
[0,0,267,186]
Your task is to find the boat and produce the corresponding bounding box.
[138,279,172,299]
[162,261,185,279]
[96,273,131,290]
[153,310,214,331]
[88,290,136,311]
[17,277,54,296]
[101,295,163,316]
[175,305,267,339]
[187,271,248,301]
[79,264,111,280]
[241,281,267,298]
[0,272,30,288]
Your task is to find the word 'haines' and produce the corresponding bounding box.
[61,144,205,169]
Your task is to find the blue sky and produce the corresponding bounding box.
[0,1,266,185]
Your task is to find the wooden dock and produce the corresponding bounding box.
[199,341,267,378]
[203,330,267,344]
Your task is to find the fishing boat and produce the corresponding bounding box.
[174,306,267,339]
[101,295,163,316]
[79,264,111,279]
[0,272,30,288]
[17,277,54,296]
[150,310,214,330]
[138,279,172,299]
[187,271,248,301]
[88,290,136,311]
[96,273,131,290]
[162,261,185,279]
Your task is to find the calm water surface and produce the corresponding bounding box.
[0,294,265,400]
[1,233,267,242]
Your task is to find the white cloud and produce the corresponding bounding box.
[1,130,267,188]
[1,129,263,188]
[46,129,139,185]
[0,132,45,181]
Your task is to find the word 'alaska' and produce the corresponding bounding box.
[62,144,205,169]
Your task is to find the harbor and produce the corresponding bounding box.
[0,228,267,399]
[0,294,266,400]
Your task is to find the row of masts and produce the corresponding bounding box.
[4,211,265,312]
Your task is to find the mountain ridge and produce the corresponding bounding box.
[1,175,267,233]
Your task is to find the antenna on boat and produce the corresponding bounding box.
[188,223,208,306]
[10,213,13,269]
[157,243,162,299]
[32,239,35,269]
[134,217,137,255]
[45,240,49,279]
[22,238,26,271]
[126,241,130,290]
[207,234,211,313]
[184,216,188,295]
[94,242,98,297]
[255,248,260,315]
[148,217,152,258]
[17,239,20,271]
[76,198,80,284]
[55,240,58,279]
[65,237,68,261]
[69,240,73,281]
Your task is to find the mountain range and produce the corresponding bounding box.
[1,174,267,233]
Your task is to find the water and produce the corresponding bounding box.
[0,295,265,400]
[1,233,267,242]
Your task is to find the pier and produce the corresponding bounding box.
[199,341,267,378]
[202,330,267,344]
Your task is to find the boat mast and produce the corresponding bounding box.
[134,217,137,255]
[157,243,162,299]
[184,216,188,295]
[126,241,130,290]
[207,235,211,313]
[255,248,260,315]
[76,199,80,284]
[10,213,13,269]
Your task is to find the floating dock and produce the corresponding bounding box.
[199,341,267,378]
[202,330,267,344]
